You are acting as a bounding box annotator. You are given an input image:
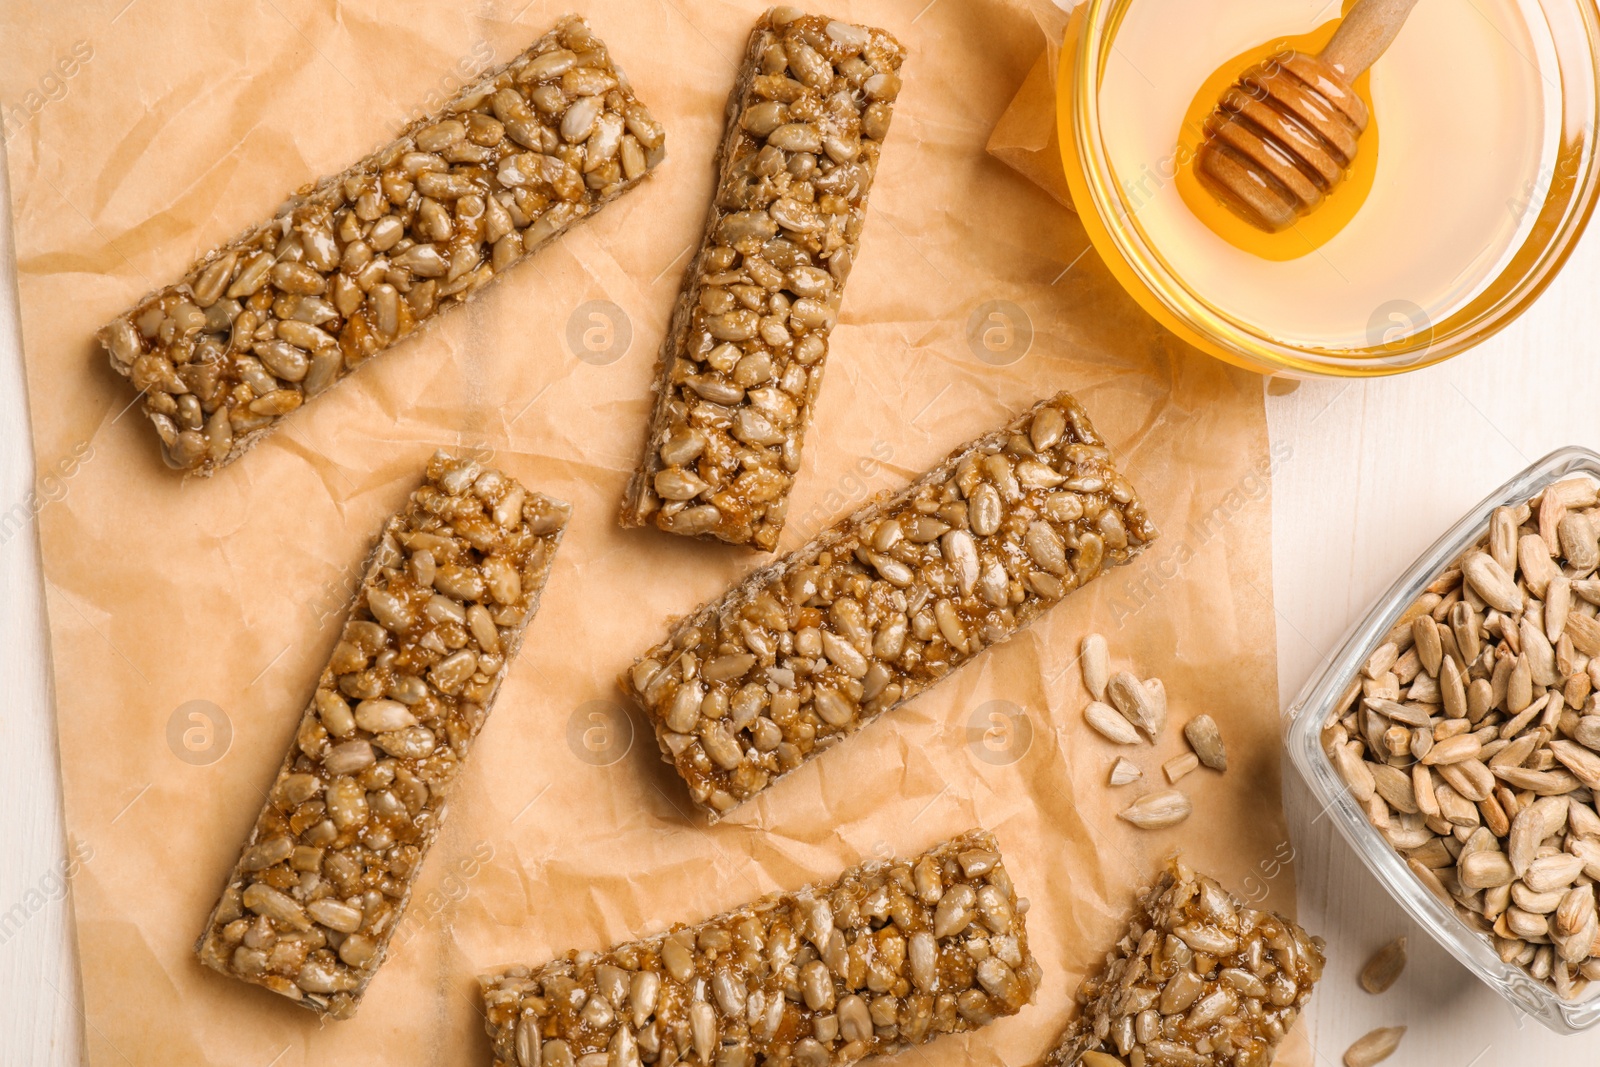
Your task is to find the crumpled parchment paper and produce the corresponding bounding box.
[1,0,1305,1063]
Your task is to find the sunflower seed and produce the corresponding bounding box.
[1107,672,1163,740]
[1343,1026,1405,1067]
[1522,535,1563,599]
[1462,552,1522,613]
[1495,765,1581,794]
[1119,789,1192,829]
[1412,764,1440,817]
[1086,702,1142,745]
[1555,885,1599,964]
[1370,764,1419,814]
[1554,478,1600,508]
[1078,1053,1125,1067]
[1109,758,1142,786]
[1567,611,1600,656]
[1524,853,1586,894]
[1440,655,1468,720]
[1421,734,1482,766]
[1560,513,1600,572]
[1082,633,1110,700]
[1163,752,1200,783]
[1437,759,1494,803]
[1336,741,1376,802]
[1550,739,1600,788]
[1365,698,1432,726]
[1183,714,1227,772]
[1365,641,1399,679]
[1491,507,1519,572]
[1413,616,1443,676]
[1548,576,1573,643]
[1143,677,1169,736]
[1358,937,1407,994]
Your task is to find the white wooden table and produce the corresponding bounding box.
[6,157,1600,1067]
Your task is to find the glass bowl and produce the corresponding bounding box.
[1057,0,1600,378]
[1283,446,1600,1033]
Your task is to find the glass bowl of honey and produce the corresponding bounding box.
[1058,0,1600,377]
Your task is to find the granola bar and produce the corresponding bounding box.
[1047,860,1325,1067]
[479,829,1041,1067]
[623,391,1156,819]
[620,8,904,550]
[195,451,570,1017]
[100,17,664,475]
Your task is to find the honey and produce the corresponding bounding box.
[1175,13,1381,261]
[1065,0,1560,357]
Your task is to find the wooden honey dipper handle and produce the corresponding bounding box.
[1322,0,1423,79]
[1194,0,1422,233]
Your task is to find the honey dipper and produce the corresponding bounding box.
[1195,0,1421,233]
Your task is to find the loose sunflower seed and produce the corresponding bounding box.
[1344,1026,1405,1067]
[1183,714,1228,772]
[1082,633,1110,700]
[1163,752,1200,783]
[1359,936,1407,993]
[1118,789,1193,829]
[1421,733,1481,765]
[1108,758,1142,786]
[1143,677,1169,735]
[1107,671,1163,740]
[1335,741,1376,802]
[1086,701,1142,745]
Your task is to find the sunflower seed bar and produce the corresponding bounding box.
[623,391,1156,819]
[1326,476,1600,1002]
[100,16,664,475]
[195,451,570,1017]
[619,8,904,549]
[480,828,1041,1067]
[1047,860,1325,1067]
